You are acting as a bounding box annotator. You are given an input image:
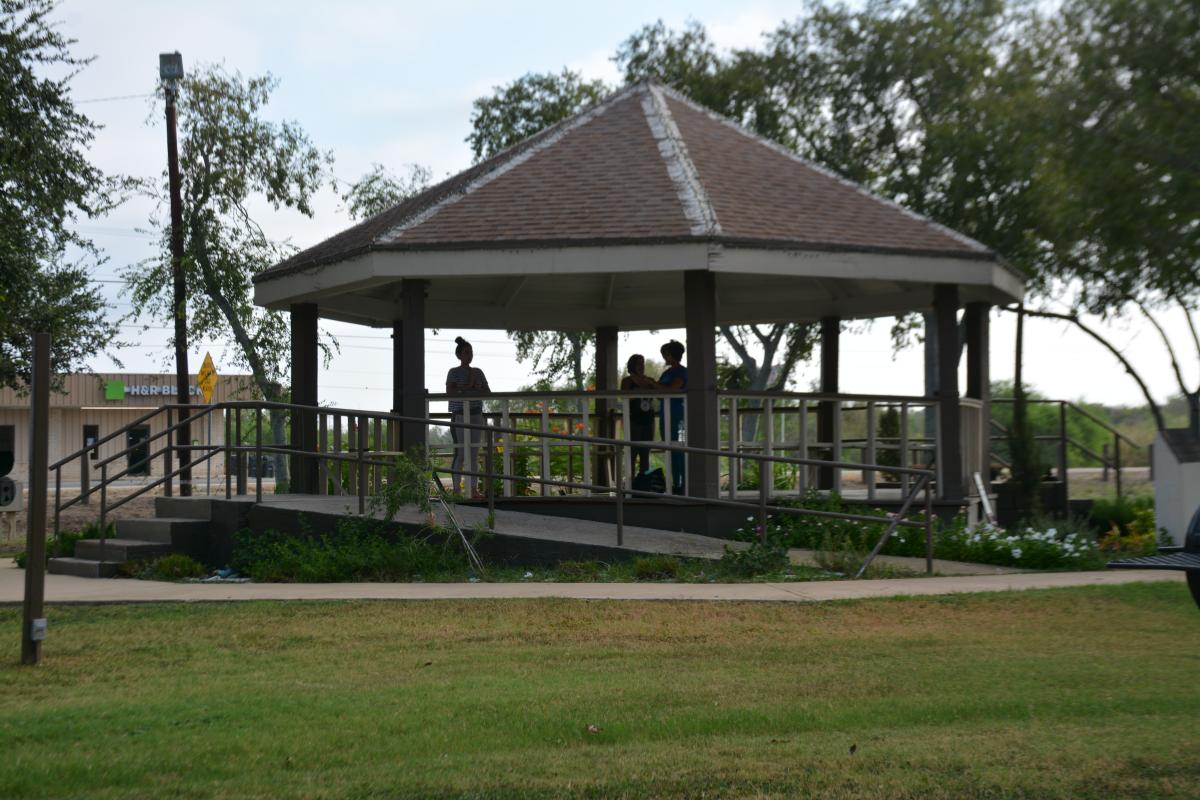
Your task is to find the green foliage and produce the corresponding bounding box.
[743,492,1104,571]
[369,450,436,520]
[12,520,112,568]
[340,163,431,221]
[0,0,122,389]
[1089,494,1155,538]
[231,518,467,583]
[509,330,593,391]
[125,65,333,480]
[1041,0,1200,309]
[556,560,603,580]
[466,69,609,162]
[135,553,206,581]
[633,555,679,580]
[718,538,789,577]
[877,406,901,480]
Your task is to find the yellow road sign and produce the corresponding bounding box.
[198,352,218,404]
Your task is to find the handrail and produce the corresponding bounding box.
[48,405,163,470]
[990,397,1140,448]
[55,399,937,576]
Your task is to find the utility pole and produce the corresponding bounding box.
[22,333,50,666]
[161,52,191,496]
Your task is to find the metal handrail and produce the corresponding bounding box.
[991,397,1140,449]
[56,399,938,576]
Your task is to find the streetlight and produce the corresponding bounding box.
[160,51,191,496]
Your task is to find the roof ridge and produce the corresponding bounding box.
[376,83,646,245]
[640,83,720,237]
[654,83,992,255]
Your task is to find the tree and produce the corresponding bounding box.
[1039,0,1200,309]
[0,0,121,388]
[126,66,331,482]
[340,163,431,221]
[467,69,608,163]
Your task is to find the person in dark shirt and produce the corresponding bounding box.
[629,340,687,493]
[445,336,489,497]
[620,354,656,475]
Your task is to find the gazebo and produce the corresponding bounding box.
[253,81,1022,502]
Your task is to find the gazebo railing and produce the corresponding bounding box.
[51,400,939,575]
[426,389,980,501]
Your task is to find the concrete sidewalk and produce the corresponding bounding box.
[0,560,1182,604]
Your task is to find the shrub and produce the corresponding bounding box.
[13,521,114,569]
[1089,494,1153,537]
[729,493,1105,571]
[557,560,603,580]
[231,516,467,583]
[140,554,206,581]
[633,555,679,580]
[1098,506,1157,556]
[718,539,789,577]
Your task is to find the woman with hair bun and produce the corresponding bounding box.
[445,336,489,497]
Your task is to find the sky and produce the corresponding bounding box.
[48,0,1196,411]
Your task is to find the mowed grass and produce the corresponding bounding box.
[1,584,1198,799]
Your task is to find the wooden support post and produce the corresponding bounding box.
[684,270,719,498]
[398,280,428,451]
[290,302,319,494]
[935,284,964,501]
[818,316,839,489]
[965,302,991,486]
[22,333,49,666]
[594,325,618,488]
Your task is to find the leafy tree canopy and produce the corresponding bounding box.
[0,0,121,388]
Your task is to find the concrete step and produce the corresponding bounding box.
[117,517,209,544]
[154,496,215,520]
[48,557,121,578]
[154,496,255,522]
[74,538,171,562]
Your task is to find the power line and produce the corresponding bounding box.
[76,92,155,104]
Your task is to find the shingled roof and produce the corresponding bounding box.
[257,81,992,282]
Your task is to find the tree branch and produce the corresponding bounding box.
[1000,305,1165,430]
[1132,297,1190,397]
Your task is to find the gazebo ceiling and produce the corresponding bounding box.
[254,81,1023,329]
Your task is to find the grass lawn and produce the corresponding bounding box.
[1,584,1198,799]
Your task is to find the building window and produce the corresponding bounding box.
[83,424,100,460]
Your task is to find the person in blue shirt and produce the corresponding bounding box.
[628,339,687,493]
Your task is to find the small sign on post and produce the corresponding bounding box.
[198,352,218,404]
[198,353,219,494]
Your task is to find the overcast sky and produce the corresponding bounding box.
[52,0,1193,411]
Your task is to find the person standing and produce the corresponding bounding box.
[446,336,489,497]
[620,354,656,476]
[632,340,687,493]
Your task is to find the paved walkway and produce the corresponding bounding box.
[0,561,1181,604]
